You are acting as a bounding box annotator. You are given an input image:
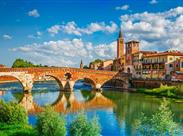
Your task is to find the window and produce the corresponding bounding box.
[169,64,173,68]
[182,62,183,68]
[169,57,173,61]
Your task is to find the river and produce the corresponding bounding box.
[0,81,183,136]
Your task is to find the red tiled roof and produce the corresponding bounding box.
[126,40,139,44]
[132,51,157,55]
[144,51,183,57]
[0,64,6,67]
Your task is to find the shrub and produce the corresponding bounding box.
[175,84,183,95]
[135,98,180,136]
[0,131,8,136]
[36,106,66,136]
[0,100,28,125]
[0,123,37,136]
[69,112,101,136]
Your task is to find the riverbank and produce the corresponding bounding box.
[136,84,183,99]
[132,79,183,88]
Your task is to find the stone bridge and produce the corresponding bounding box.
[0,67,129,92]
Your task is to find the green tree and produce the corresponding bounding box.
[0,100,28,125]
[36,106,66,136]
[135,98,179,136]
[12,58,48,68]
[12,58,34,68]
[69,112,101,136]
[83,65,89,69]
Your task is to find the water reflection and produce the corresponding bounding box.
[1,81,183,136]
[19,90,115,114]
[0,90,5,96]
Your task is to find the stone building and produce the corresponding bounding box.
[124,40,140,74]
[101,59,113,71]
[112,30,126,71]
[132,51,157,78]
[0,64,6,68]
[89,60,102,70]
[142,50,183,79]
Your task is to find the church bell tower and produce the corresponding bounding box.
[117,30,125,58]
[80,60,83,69]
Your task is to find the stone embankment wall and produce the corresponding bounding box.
[132,79,183,88]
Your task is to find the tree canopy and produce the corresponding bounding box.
[12,58,48,68]
[90,59,103,64]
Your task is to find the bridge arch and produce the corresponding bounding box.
[33,74,64,90]
[73,77,96,90]
[101,78,127,89]
[0,75,25,91]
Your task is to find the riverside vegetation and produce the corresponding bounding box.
[0,98,180,136]
[0,100,101,136]
[137,84,183,99]
[135,98,180,136]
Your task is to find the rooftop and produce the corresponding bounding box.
[144,51,183,57]
[126,40,140,44]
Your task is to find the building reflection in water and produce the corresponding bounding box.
[19,90,115,114]
[0,90,5,96]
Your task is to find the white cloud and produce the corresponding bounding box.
[120,6,183,51]
[115,5,129,10]
[28,9,40,18]
[47,25,61,36]
[3,34,12,40]
[27,31,42,39]
[47,21,118,36]
[36,31,42,36]
[82,22,118,34]
[150,0,158,4]
[11,39,116,67]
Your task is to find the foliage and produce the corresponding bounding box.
[36,106,66,136]
[0,123,37,136]
[12,58,48,68]
[175,84,183,95]
[136,84,183,98]
[0,100,28,125]
[91,59,102,64]
[135,99,180,136]
[83,65,89,69]
[69,112,101,136]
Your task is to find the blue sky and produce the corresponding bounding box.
[1,0,183,67]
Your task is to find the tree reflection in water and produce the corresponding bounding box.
[102,91,183,136]
[135,99,180,136]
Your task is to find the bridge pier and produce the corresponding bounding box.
[19,93,34,112]
[123,79,129,89]
[22,81,33,93]
[60,80,67,90]
[63,80,75,91]
[68,81,75,91]
[94,84,102,90]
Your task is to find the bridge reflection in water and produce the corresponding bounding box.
[19,90,115,114]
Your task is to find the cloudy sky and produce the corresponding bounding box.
[1,0,183,67]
